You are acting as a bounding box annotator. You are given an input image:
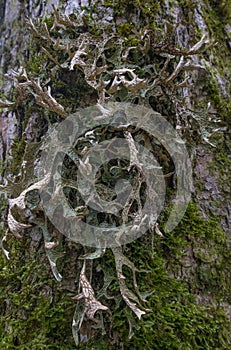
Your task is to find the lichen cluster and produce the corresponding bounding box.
[0,1,230,349]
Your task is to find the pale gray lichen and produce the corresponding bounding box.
[0,4,219,346]
[1,67,67,118]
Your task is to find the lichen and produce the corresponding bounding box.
[0,1,230,349]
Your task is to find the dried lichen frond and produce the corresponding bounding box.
[50,4,77,31]
[79,247,106,260]
[109,68,149,93]
[112,247,151,319]
[1,176,49,238]
[32,218,63,282]
[0,138,43,238]
[67,34,151,101]
[72,259,109,346]
[7,208,32,238]
[0,98,15,108]
[23,10,215,108]
[153,23,215,55]
[75,259,109,319]
[4,68,66,117]
[0,234,10,260]
[0,140,41,197]
[123,130,143,172]
[0,165,64,281]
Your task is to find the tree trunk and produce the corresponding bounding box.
[0,1,230,349]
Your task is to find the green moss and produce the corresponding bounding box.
[77,202,230,349]
[87,0,160,35]
[102,0,160,20]
[1,202,229,349]
[99,204,230,349]
[207,0,231,24]
[124,276,229,350]
[0,237,77,349]
[8,136,26,176]
[171,203,229,295]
